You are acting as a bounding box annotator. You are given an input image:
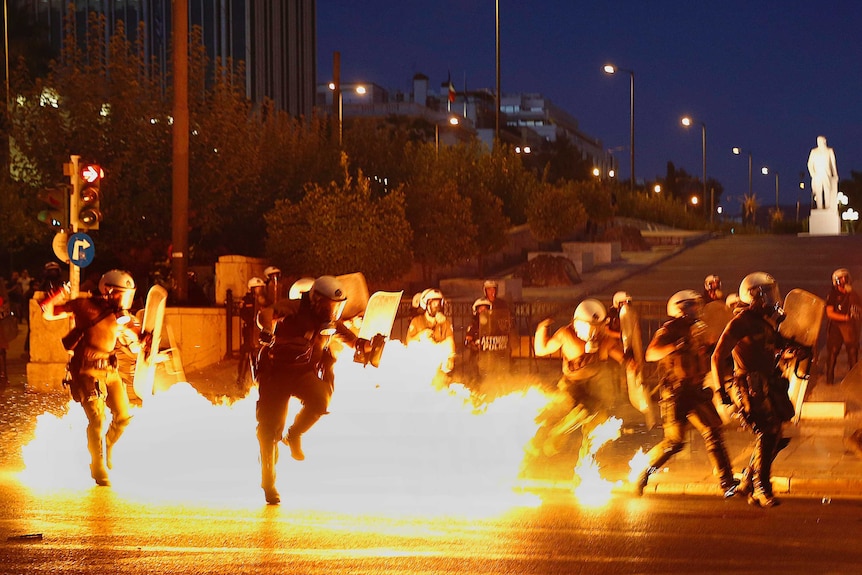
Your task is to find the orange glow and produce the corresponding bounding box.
[572,417,622,507]
[20,341,559,517]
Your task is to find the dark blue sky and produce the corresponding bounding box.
[317,1,862,212]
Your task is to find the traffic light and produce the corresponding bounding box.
[75,163,103,230]
[37,187,69,230]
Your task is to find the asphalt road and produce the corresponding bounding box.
[608,233,862,302]
[2,478,862,574]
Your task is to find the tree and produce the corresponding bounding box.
[743,194,759,226]
[401,143,477,279]
[265,157,413,283]
[526,180,587,243]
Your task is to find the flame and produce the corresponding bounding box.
[627,448,651,484]
[20,340,557,517]
[572,416,623,507]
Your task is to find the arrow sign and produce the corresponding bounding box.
[67,232,96,268]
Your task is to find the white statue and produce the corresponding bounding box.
[807,135,838,210]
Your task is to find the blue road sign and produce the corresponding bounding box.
[67,232,96,268]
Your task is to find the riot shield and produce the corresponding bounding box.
[778,288,826,423]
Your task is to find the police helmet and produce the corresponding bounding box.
[472,297,492,315]
[573,298,607,325]
[738,272,780,308]
[833,268,852,288]
[704,274,721,291]
[247,277,265,290]
[613,291,632,308]
[419,288,444,311]
[264,266,281,279]
[99,270,136,310]
[288,277,314,300]
[667,289,703,318]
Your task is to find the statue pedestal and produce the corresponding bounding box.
[809,209,841,235]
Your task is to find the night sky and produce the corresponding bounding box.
[317,1,862,212]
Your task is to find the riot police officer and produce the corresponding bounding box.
[825,268,861,385]
[703,274,724,303]
[42,270,142,486]
[255,275,359,504]
[533,299,626,464]
[635,290,737,497]
[711,272,796,507]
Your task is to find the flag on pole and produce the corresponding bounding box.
[447,72,456,103]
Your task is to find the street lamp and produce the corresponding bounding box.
[732,147,753,199]
[681,116,707,220]
[436,116,460,155]
[603,64,635,193]
[761,166,779,211]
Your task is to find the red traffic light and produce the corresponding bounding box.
[81,164,104,183]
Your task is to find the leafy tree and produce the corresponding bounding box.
[526,180,587,243]
[743,194,759,226]
[265,157,413,283]
[401,143,477,279]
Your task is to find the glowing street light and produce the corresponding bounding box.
[653,184,662,194]
[603,63,635,193]
[435,116,460,155]
[681,116,708,220]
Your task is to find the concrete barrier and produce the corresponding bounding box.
[561,241,621,265]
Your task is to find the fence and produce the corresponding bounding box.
[226,292,670,374]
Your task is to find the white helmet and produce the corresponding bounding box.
[419,288,444,311]
[411,292,423,309]
[99,270,136,310]
[483,279,498,290]
[704,274,721,291]
[667,289,703,318]
[472,297,492,314]
[613,291,632,308]
[726,293,741,308]
[264,266,281,279]
[739,272,781,311]
[833,268,852,288]
[288,277,314,300]
[247,277,265,290]
[310,275,347,321]
[573,298,606,352]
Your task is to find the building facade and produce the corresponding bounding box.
[11,0,315,118]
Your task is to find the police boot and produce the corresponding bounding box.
[282,408,322,461]
[634,466,658,496]
[706,442,738,498]
[748,435,779,508]
[87,428,110,487]
[826,348,840,385]
[259,439,280,505]
[736,466,753,497]
[105,416,132,470]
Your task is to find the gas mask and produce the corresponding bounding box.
[574,319,603,353]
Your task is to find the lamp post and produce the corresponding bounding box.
[436,116,460,155]
[762,166,779,211]
[732,147,753,199]
[681,116,707,220]
[603,64,634,193]
[495,0,500,146]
